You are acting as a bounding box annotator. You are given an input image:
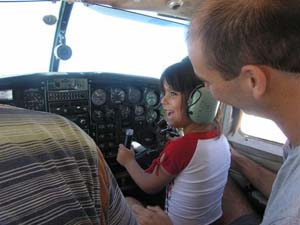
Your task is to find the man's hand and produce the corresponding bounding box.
[117,144,135,167]
[230,146,276,198]
[230,146,247,171]
[132,204,173,225]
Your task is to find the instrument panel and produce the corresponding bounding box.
[0,73,164,192]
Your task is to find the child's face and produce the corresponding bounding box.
[161,81,190,128]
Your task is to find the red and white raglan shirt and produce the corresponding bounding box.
[146,131,231,225]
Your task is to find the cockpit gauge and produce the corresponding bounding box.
[92,110,104,122]
[111,88,125,104]
[91,89,106,106]
[145,90,158,106]
[146,110,158,124]
[105,107,115,120]
[128,87,142,104]
[120,105,131,119]
[134,105,145,116]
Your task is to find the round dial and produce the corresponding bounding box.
[92,110,104,122]
[111,88,125,104]
[145,90,158,106]
[105,107,115,120]
[120,105,131,119]
[128,87,142,103]
[146,110,158,123]
[134,105,145,116]
[91,89,106,106]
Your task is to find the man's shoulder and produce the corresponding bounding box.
[0,106,93,149]
[0,106,65,121]
[263,158,300,225]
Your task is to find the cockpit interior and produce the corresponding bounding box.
[0,0,288,220]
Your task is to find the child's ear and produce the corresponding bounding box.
[240,65,268,99]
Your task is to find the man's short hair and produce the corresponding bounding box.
[189,0,300,80]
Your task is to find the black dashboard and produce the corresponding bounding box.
[0,72,165,196]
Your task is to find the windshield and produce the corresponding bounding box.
[0,2,60,77]
[0,1,188,78]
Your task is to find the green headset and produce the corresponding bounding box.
[187,84,219,124]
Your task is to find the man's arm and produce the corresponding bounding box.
[97,149,138,225]
[231,148,276,198]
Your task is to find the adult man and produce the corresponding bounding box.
[0,105,138,225]
[135,0,300,224]
[188,0,300,224]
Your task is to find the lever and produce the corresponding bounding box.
[124,128,134,149]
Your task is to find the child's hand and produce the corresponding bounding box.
[166,134,180,141]
[117,144,135,167]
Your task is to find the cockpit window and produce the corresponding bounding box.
[240,113,287,144]
[0,2,60,77]
[0,2,188,78]
[59,4,188,78]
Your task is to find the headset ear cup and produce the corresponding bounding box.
[187,87,219,124]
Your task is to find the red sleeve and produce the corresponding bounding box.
[145,137,197,175]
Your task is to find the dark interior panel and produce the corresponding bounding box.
[0,72,166,202]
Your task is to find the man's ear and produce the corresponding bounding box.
[240,65,268,99]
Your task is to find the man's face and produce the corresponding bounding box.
[188,39,255,113]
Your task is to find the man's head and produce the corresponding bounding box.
[188,0,300,116]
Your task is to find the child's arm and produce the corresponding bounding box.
[117,144,174,194]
